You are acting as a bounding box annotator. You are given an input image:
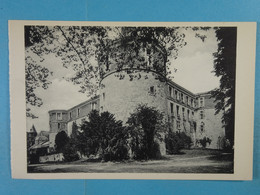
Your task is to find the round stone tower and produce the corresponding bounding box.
[99,39,168,154]
[48,110,68,150]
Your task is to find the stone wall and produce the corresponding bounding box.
[100,70,168,154]
[39,153,64,163]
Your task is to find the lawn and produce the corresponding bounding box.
[28,149,234,173]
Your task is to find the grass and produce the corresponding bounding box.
[28,149,234,173]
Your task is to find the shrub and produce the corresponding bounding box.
[78,110,129,161]
[165,131,192,154]
[103,139,129,162]
[62,140,79,162]
[198,137,212,148]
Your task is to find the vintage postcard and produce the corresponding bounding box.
[9,21,256,180]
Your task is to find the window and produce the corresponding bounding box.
[177,121,181,129]
[191,99,194,107]
[170,102,174,114]
[103,93,105,101]
[176,105,179,115]
[181,93,184,102]
[150,86,155,94]
[200,122,205,132]
[57,113,62,120]
[175,90,178,99]
[58,123,61,129]
[77,108,80,116]
[186,96,189,105]
[69,112,72,119]
[200,97,204,107]
[187,109,190,120]
[91,102,97,110]
[182,107,185,119]
[200,110,204,119]
[169,86,172,97]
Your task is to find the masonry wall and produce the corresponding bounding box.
[194,94,225,149]
[100,71,168,154]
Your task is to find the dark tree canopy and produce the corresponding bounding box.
[126,104,166,160]
[55,131,69,152]
[212,27,237,146]
[77,110,128,161]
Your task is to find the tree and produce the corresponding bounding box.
[25,26,188,114]
[77,110,129,161]
[25,25,211,118]
[126,104,166,160]
[71,121,78,140]
[165,131,192,154]
[212,27,237,147]
[62,139,79,162]
[55,131,69,152]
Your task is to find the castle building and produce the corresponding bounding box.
[48,40,225,154]
[48,78,225,154]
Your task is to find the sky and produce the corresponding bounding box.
[26,27,220,132]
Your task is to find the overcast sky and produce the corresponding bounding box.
[26,27,220,132]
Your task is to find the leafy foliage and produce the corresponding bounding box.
[126,104,166,160]
[62,139,80,162]
[25,25,213,118]
[165,131,192,154]
[25,26,188,116]
[25,55,52,118]
[71,121,78,140]
[55,131,69,152]
[212,27,237,146]
[77,110,129,161]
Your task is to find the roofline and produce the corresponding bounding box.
[67,95,100,112]
[48,96,100,114]
[167,80,196,97]
[195,90,214,96]
[48,109,68,113]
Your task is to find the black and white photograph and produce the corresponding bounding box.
[9,21,255,179]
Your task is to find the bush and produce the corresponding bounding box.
[78,110,129,161]
[166,131,192,154]
[198,137,212,148]
[62,140,79,162]
[103,140,129,162]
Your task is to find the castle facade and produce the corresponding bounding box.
[48,40,225,154]
[49,74,225,154]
